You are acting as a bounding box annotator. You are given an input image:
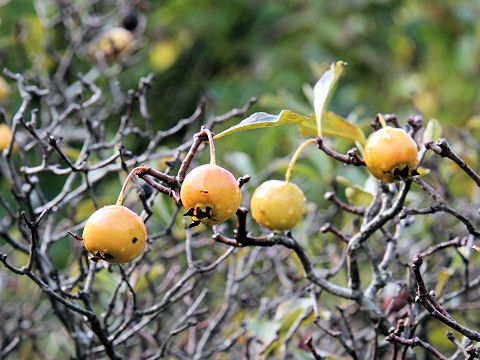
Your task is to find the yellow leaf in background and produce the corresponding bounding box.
[467,114,480,130]
[416,166,430,177]
[24,15,44,55]
[435,267,454,296]
[150,39,179,71]
[298,111,365,143]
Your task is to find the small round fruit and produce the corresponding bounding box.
[82,205,146,263]
[0,76,10,102]
[0,124,15,151]
[180,164,242,226]
[92,27,134,59]
[250,180,305,231]
[364,126,418,183]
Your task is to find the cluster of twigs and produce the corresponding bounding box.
[2,1,480,359]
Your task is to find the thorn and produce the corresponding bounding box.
[67,231,83,241]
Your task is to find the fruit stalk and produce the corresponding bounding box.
[377,113,387,128]
[285,138,317,183]
[116,165,151,206]
[204,128,216,165]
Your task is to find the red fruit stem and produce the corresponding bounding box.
[116,165,151,206]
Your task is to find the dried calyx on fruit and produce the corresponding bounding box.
[180,129,242,227]
[181,164,242,227]
[250,139,312,231]
[364,116,419,183]
[76,166,149,263]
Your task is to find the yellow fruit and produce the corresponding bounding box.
[92,27,133,59]
[0,124,15,152]
[180,164,242,226]
[251,180,305,231]
[82,205,146,263]
[0,77,10,102]
[364,126,418,183]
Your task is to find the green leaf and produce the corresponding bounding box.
[213,110,309,140]
[345,186,374,207]
[274,298,312,324]
[247,318,281,347]
[423,118,442,143]
[336,176,374,207]
[314,61,347,137]
[298,111,365,143]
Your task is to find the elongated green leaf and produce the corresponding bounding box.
[423,118,442,143]
[213,110,309,140]
[298,111,365,143]
[422,118,442,162]
[314,61,346,137]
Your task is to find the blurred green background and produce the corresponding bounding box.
[2,0,480,125]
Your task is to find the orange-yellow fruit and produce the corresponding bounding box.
[0,77,10,102]
[250,180,305,231]
[180,164,242,226]
[364,126,418,183]
[91,27,133,59]
[0,124,15,152]
[82,205,146,263]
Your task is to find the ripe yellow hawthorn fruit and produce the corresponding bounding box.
[0,124,15,152]
[0,76,10,102]
[82,205,146,263]
[251,180,305,231]
[180,164,242,227]
[364,126,418,183]
[92,27,134,59]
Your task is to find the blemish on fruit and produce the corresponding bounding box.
[180,164,242,226]
[132,237,138,243]
[103,252,114,260]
